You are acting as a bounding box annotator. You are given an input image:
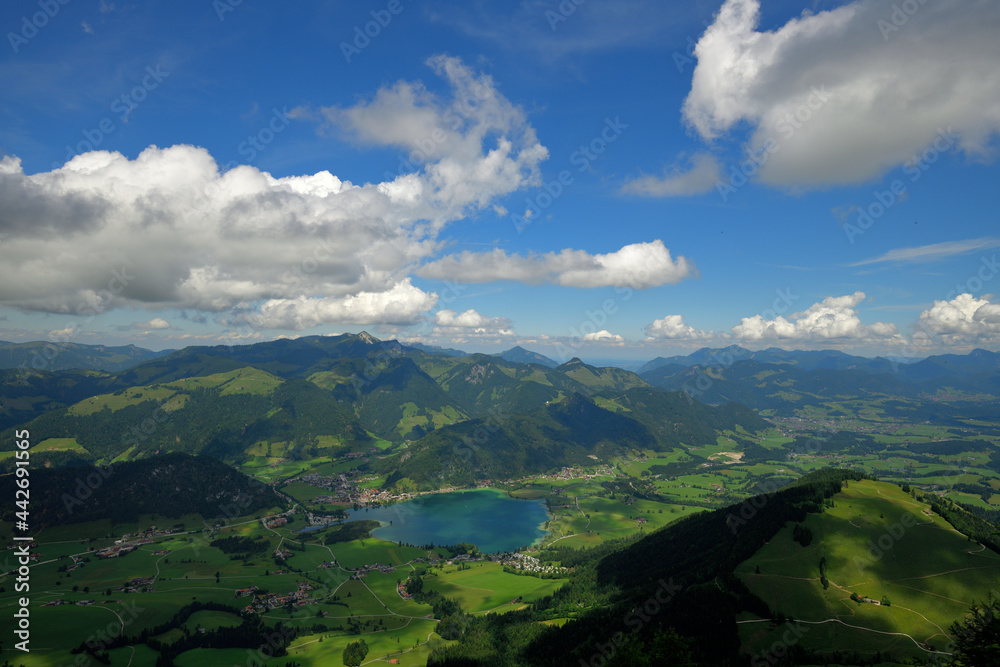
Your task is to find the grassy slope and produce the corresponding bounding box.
[736,479,1000,662]
[424,562,565,614]
[67,366,282,417]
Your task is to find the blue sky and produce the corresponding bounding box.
[1,0,998,362]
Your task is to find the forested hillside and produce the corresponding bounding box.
[2,335,772,488]
[0,452,281,527]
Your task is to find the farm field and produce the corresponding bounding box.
[326,538,428,570]
[280,619,446,666]
[2,406,999,664]
[0,505,552,666]
[424,561,565,614]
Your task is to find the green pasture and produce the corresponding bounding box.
[67,385,179,416]
[425,561,565,614]
[364,570,434,617]
[281,619,444,666]
[31,437,88,454]
[736,479,1000,662]
[281,482,331,505]
[326,538,427,570]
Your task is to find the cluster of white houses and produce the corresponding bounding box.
[350,562,397,578]
[239,581,315,615]
[96,537,153,559]
[490,552,568,575]
[297,468,382,505]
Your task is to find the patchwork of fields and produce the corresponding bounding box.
[3,407,999,665]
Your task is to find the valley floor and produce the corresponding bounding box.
[3,410,999,665]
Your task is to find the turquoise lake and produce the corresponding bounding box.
[346,488,550,553]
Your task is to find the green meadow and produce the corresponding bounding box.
[4,407,1000,664]
[425,562,565,614]
[325,538,427,570]
[736,479,1000,662]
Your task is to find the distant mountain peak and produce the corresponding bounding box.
[496,346,558,368]
[556,357,587,371]
[403,341,468,357]
[356,331,378,345]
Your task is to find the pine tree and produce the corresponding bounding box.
[948,595,1000,666]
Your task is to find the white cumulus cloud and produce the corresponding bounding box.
[916,293,1000,338]
[242,280,438,330]
[731,292,900,342]
[581,330,625,344]
[418,240,696,289]
[683,0,1000,186]
[434,309,512,331]
[644,314,710,340]
[308,54,547,222]
[0,57,547,331]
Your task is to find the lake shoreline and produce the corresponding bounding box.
[340,487,552,553]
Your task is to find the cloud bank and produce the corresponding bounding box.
[0,57,550,330]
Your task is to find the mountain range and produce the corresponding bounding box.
[637,347,1000,416]
[638,344,1000,377]
[3,337,998,664]
[3,336,999,485]
[0,335,741,487]
[0,340,171,372]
